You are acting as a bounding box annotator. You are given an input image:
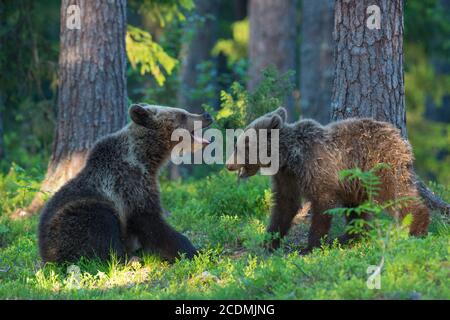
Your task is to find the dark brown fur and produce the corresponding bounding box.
[39,104,213,263]
[227,107,430,251]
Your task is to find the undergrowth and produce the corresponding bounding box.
[0,166,448,299]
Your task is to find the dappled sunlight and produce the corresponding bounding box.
[0,168,448,299]
[1,0,448,304]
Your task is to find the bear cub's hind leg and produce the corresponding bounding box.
[40,201,126,263]
[129,212,197,262]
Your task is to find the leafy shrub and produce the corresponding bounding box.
[327,164,417,241]
[211,66,295,129]
[0,165,449,299]
[126,25,178,86]
[326,164,425,278]
[0,164,42,216]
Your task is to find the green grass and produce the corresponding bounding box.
[0,167,449,299]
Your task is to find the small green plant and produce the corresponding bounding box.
[0,166,449,299]
[246,66,294,122]
[326,164,421,276]
[211,66,295,129]
[327,163,416,235]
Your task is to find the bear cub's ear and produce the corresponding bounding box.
[270,114,284,129]
[274,107,287,122]
[129,104,151,127]
[256,114,284,129]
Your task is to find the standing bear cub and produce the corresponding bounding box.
[39,104,213,263]
[227,107,429,252]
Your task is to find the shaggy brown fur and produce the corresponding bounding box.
[38,104,213,263]
[227,107,430,251]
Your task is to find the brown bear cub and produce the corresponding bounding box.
[227,107,429,252]
[39,104,213,263]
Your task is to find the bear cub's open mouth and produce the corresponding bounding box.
[190,131,210,145]
[189,120,212,145]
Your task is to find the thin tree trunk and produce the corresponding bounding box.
[233,0,248,20]
[15,0,127,217]
[177,0,219,113]
[248,0,297,120]
[170,0,219,180]
[331,0,449,214]
[300,0,334,124]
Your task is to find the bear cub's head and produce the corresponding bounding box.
[129,103,213,152]
[226,107,287,178]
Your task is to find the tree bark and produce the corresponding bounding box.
[331,0,406,135]
[16,0,127,217]
[248,0,297,120]
[300,0,334,124]
[331,0,449,215]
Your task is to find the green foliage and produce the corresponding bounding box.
[161,170,272,250]
[212,19,249,65]
[126,25,178,86]
[405,44,450,111]
[131,0,195,27]
[215,82,248,128]
[0,0,449,300]
[213,66,295,129]
[185,60,218,106]
[0,1,59,173]
[0,167,449,299]
[429,181,450,203]
[246,67,295,121]
[326,164,426,280]
[126,0,195,87]
[404,43,450,185]
[403,0,450,186]
[0,164,43,216]
[337,163,391,202]
[405,0,450,59]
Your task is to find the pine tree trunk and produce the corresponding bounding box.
[16,0,127,217]
[248,0,297,120]
[331,0,406,135]
[300,0,334,123]
[331,0,449,214]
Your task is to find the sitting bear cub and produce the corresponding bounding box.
[227,107,429,252]
[39,104,213,263]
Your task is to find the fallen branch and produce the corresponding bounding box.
[417,180,450,215]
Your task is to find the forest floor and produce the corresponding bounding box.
[0,166,449,299]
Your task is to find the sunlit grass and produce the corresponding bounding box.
[0,168,449,299]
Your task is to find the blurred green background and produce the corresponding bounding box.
[0,0,448,184]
